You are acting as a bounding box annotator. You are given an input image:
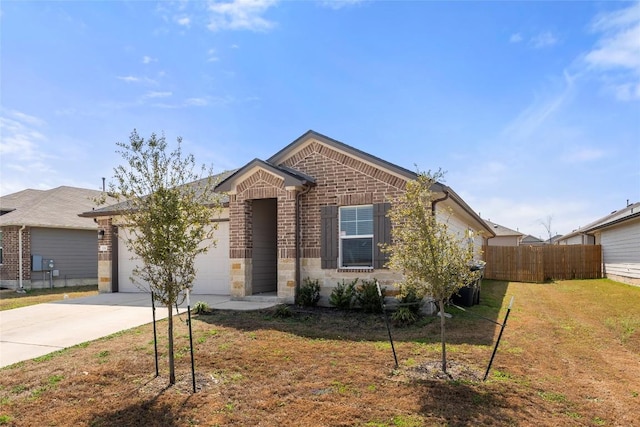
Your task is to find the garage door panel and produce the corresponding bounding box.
[117,223,229,295]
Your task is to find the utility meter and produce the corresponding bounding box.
[47,259,55,269]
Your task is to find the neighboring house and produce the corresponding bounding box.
[484,219,524,246]
[520,235,545,246]
[545,234,563,245]
[557,202,640,286]
[83,130,495,303]
[0,186,115,290]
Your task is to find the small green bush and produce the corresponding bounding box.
[392,283,423,326]
[273,304,293,318]
[396,282,423,314]
[193,301,211,314]
[297,278,321,307]
[329,278,358,310]
[392,306,419,326]
[356,279,384,313]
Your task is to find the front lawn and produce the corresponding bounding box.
[0,285,99,311]
[0,279,638,426]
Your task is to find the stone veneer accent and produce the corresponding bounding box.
[228,170,298,298]
[97,218,114,293]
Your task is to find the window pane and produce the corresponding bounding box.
[358,219,373,235]
[340,205,373,237]
[341,238,373,267]
[356,205,373,219]
[341,207,357,222]
[341,222,358,236]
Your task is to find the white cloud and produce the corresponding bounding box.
[502,71,575,141]
[142,56,157,64]
[207,48,220,62]
[184,97,209,106]
[0,110,58,195]
[207,0,277,32]
[509,33,523,43]
[530,31,557,48]
[117,75,157,85]
[563,147,606,163]
[319,0,365,10]
[176,16,191,27]
[584,2,640,100]
[142,91,173,99]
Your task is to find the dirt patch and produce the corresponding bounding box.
[0,279,638,426]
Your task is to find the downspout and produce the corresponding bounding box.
[431,187,450,216]
[295,182,313,302]
[17,225,26,293]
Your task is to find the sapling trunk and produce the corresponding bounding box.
[168,306,175,385]
[439,299,447,374]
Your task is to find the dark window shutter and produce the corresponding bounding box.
[321,205,338,269]
[373,203,391,269]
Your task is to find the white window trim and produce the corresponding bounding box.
[338,205,374,269]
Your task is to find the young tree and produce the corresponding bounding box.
[539,215,554,244]
[110,129,222,385]
[385,170,479,374]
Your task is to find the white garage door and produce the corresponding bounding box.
[117,222,230,295]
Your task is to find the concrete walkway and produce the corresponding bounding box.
[0,293,277,368]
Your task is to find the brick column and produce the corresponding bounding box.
[277,189,297,302]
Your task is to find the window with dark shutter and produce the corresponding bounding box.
[320,205,338,269]
[373,203,391,269]
[321,203,391,270]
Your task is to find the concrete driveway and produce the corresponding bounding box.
[0,293,277,368]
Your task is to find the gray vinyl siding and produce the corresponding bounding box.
[30,227,97,279]
[601,219,640,265]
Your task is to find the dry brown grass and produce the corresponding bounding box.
[0,279,638,426]
[0,285,99,311]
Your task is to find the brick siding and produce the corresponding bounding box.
[280,141,407,259]
[0,226,31,281]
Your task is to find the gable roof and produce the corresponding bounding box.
[558,201,640,241]
[520,234,544,245]
[215,159,315,193]
[81,170,236,218]
[484,219,523,237]
[0,186,115,230]
[215,130,494,237]
[583,202,640,232]
[267,130,423,184]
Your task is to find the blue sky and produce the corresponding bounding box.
[1,0,639,239]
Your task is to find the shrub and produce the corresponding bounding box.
[273,304,293,318]
[297,278,321,307]
[392,306,419,326]
[329,278,358,310]
[356,279,384,313]
[392,282,424,326]
[192,301,211,314]
[396,282,423,314]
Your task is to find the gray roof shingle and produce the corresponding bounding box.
[0,186,116,230]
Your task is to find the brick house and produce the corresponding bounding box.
[0,186,115,290]
[86,131,494,302]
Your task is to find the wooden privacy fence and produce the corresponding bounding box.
[483,245,602,282]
